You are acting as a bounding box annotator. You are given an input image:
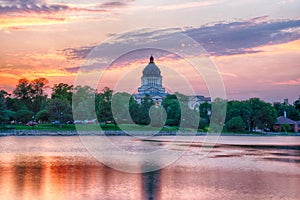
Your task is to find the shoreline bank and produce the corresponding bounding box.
[0,130,300,137]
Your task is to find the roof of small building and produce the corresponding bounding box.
[274,116,296,125]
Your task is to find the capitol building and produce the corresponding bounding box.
[133,55,168,104]
[133,56,211,109]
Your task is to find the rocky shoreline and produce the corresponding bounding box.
[0,130,299,137]
[0,130,182,136]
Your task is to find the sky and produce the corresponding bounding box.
[0,0,300,103]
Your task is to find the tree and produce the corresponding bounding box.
[294,97,300,112]
[137,95,154,125]
[280,124,291,132]
[36,109,50,123]
[51,83,73,103]
[111,92,133,124]
[162,95,181,126]
[72,85,95,108]
[149,105,167,127]
[199,102,211,121]
[0,90,9,124]
[225,117,245,132]
[247,98,277,131]
[162,93,199,129]
[96,87,113,122]
[274,102,300,121]
[30,78,49,113]
[14,107,34,123]
[13,78,31,102]
[180,102,199,129]
[46,99,72,123]
[6,97,22,112]
[210,98,227,132]
[198,117,209,130]
[129,96,140,124]
[13,78,48,114]
[226,100,252,132]
[72,85,96,121]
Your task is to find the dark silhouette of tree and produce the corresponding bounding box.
[138,95,154,125]
[96,87,113,123]
[46,99,72,124]
[149,105,167,127]
[162,94,181,126]
[294,97,300,112]
[14,106,34,123]
[129,96,140,124]
[274,102,300,121]
[225,116,245,132]
[36,109,50,123]
[3,79,299,133]
[226,100,252,131]
[247,98,277,131]
[30,78,49,113]
[112,92,134,124]
[13,78,48,114]
[0,90,9,124]
[72,85,96,121]
[13,79,31,107]
[51,83,73,103]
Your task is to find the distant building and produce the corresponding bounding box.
[188,95,211,111]
[284,98,289,105]
[133,56,211,107]
[297,121,300,132]
[273,116,299,132]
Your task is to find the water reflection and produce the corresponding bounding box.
[0,136,299,200]
[142,170,161,200]
[1,154,166,200]
[0,155,144,200]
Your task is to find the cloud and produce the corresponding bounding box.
[273,78,300,86]
[60,18,300,65]
[0,0,69,14]
[0,0,135,28]
[60,45,95,60]
[157,0,224,11]
[64,66,80,73]
[100,1,127,9]
[184,18,300,56]
[60,28,182,61]
[0,0,134,15]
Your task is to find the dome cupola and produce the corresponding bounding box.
[142,56,161,77]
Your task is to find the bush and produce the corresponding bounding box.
[280,124,291,132]
[36,109,50,122]
[14,109,34,123]
[198,117,209,129]
[225,116,245,133]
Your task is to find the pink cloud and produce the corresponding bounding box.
[273,78,300,86]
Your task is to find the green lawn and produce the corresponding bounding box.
[13,124,76,131]
[2,124,296,135]
[1,123,180,132]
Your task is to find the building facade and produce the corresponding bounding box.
[133,56,211,108]
[188,95,211,111]
[134,56,168,104]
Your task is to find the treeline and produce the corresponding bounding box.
[0,78,300,132]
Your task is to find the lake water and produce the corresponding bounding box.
[0,136,299,200]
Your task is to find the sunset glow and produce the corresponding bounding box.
[0,0,300,102]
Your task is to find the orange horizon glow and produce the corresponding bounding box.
[0,1,299,102]
[1,39,299,101]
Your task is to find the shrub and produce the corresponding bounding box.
[225,116,245,133]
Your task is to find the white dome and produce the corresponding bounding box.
[142,56,161,77]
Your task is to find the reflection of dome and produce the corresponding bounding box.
[142,56,161,77]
